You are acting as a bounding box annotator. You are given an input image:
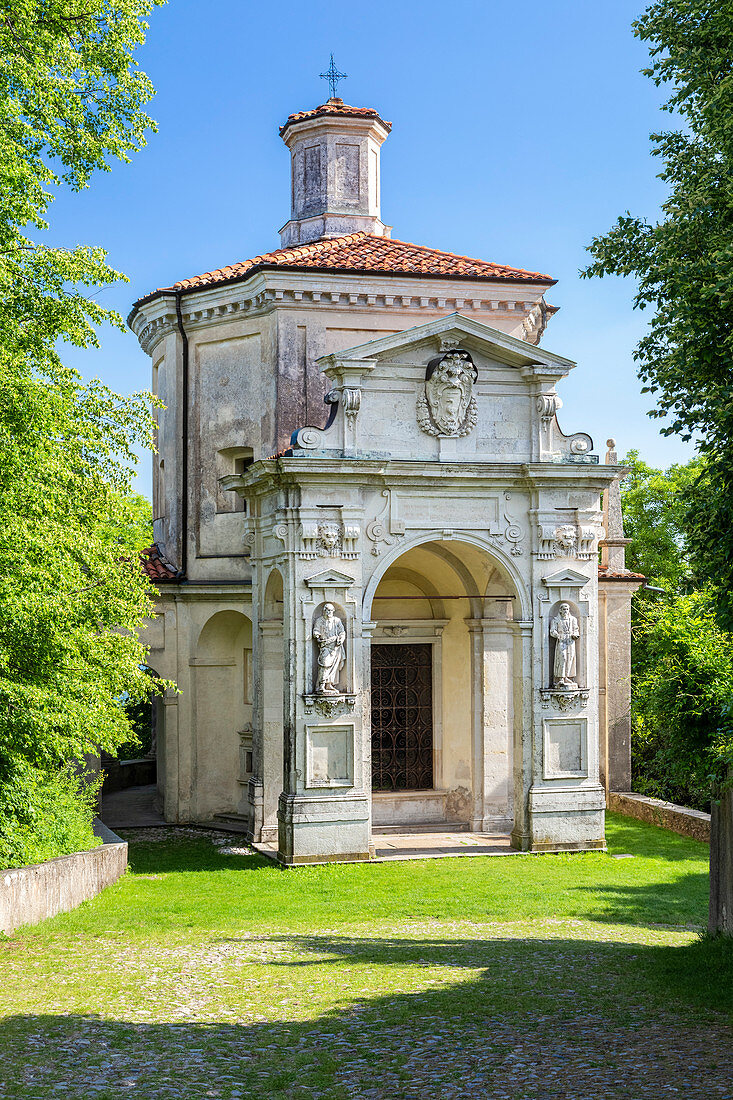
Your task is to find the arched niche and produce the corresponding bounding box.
[193,609,253,818]
[264,568,284,621]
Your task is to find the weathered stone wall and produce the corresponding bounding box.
[0,822,127,935]
[609,791,710,843]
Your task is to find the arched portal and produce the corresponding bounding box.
[193,610,253,819]
[366,538,521,833]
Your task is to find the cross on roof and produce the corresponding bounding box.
[320,54,347,100]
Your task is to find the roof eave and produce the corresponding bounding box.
[129,263,557,323]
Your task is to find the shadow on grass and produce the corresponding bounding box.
[570,871,711,926]
[2,934,731,1100]
[127,837,276,875]
[263,929,733,1015]
[605,814,709,861]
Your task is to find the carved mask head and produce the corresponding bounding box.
[319,524,340,552]
[425,353,473,432]
[555,525,576,551]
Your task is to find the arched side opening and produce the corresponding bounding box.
[193,610,253,819]
[366,537,521,833]
[101,666,160,799]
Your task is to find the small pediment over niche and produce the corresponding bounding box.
[317,312,576,376]
[304,569,356,590]
[542,568,589,589]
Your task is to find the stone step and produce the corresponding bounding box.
[212,814,251,835]
[372,822,470,835]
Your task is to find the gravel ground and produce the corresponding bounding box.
[0,829,729,1099]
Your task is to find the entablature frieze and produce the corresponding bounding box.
[129,272,554,355]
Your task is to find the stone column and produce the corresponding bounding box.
[172,594,195,823]
[256,619,284,844]
[467,616,514,833]
[598,579,637,792]
[511,620,534,850]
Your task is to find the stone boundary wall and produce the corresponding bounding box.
[0,821,128,935]
[609,791,710,843]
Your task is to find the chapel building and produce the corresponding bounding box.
[129,97,643,863]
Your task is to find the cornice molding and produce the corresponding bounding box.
[130,274,553,356]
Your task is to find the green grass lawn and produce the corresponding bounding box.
[1,813,731,1099]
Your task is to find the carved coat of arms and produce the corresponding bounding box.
[417,350,478,437]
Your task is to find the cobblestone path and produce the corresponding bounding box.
[0,830,730,1099]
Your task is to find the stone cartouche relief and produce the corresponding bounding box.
[303,694,356,718]
[490,492,524,556]
[417,350,478,437]
[312,603,346,696]
[365,489,404,557]
[540,689,590,712]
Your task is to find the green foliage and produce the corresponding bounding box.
[583,0,733,625]
[619,453,733,807]
[632,589,733,808]
[619,449,702,590]
[0,2,165,868]
[0,759,101,868]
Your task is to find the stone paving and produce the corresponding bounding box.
[100,784,164,829]
[373,831,515,860]
[253,830,516,864]
[1,828,730,1099]
[103,787,517,861]
[2,918,731,1098]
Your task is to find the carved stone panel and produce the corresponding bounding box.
[305,724,354,788]
[543,718,588,779]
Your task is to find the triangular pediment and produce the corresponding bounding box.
[304,568,356,590]
[317,312,575,375]
[542,568,590,589]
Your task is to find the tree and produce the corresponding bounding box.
[616,453,724,809]
[0,1,164,868]
[583,0,733,934]
[619,449,703,591]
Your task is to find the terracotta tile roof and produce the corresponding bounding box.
[598,566,646,582]
[142,544,182,584]
[280,100,391,136]
[136,233,555,304]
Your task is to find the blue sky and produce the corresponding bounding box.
[47,0,691,497]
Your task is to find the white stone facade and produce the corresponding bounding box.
[130,99,637,861]
[218,315,616,860]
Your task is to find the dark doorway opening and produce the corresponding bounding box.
[371,643,433,791]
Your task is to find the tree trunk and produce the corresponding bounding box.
[709,786,733,936]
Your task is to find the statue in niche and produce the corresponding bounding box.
[550,603,580,688]
[313,603,346,695]
[417,351,478,437]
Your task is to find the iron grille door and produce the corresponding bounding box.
[371,643,433,791]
